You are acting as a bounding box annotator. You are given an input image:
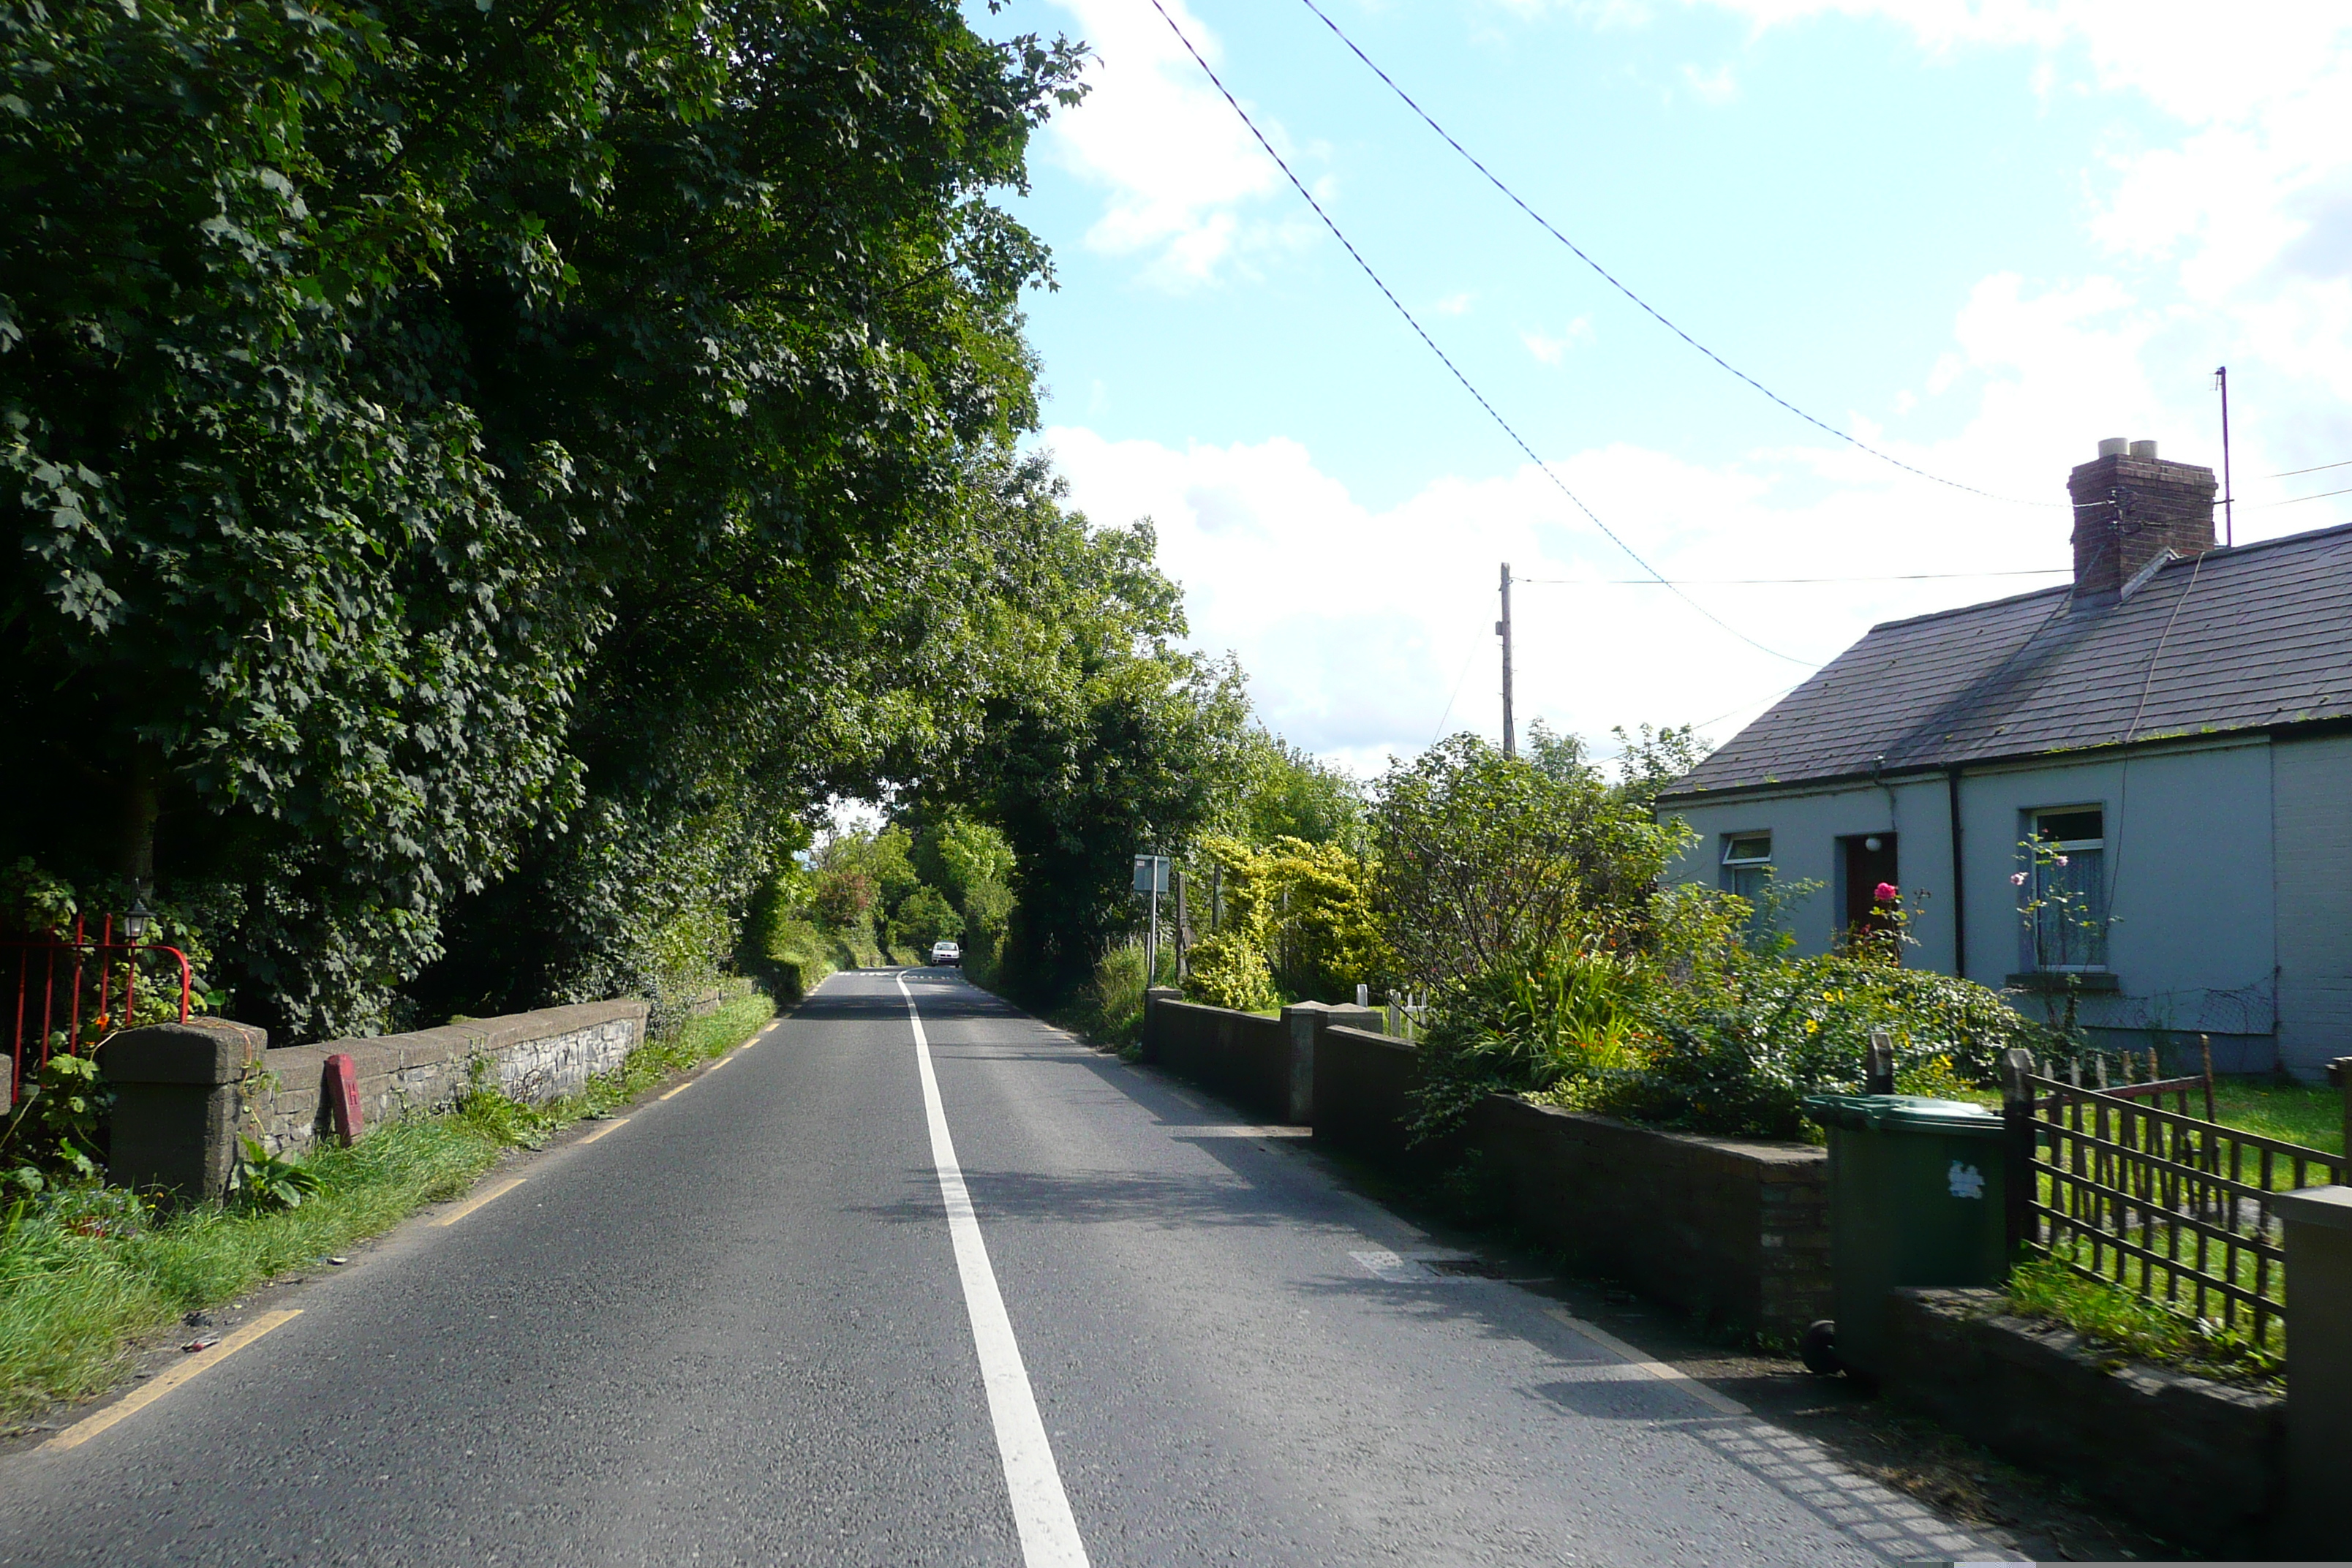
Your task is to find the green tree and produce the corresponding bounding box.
[2,0,1086,1036]
[1371,733,1684,988]
[1221,733,1365,851]
[891,886,965,952]
[1183,832,1390,1006]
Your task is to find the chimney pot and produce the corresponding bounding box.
[2129,440,2159,459]
[2097,437,2130,457]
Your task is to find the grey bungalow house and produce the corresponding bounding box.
[1656,439,2352,1077]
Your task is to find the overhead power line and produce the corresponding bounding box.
[1515,568,2068,586]
[2262,457,2352,480]
[1141,0,1814,668]
[1289,0,2054,510]
[2251,483,2352,509]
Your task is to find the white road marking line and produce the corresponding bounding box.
[1179,1126,1310,1138]
[45,1310,302,1452]
[577,1117,629,1145]
[431,1177,526,1228]
[1542,1306,1749,1416]
[895,973,1091,1568]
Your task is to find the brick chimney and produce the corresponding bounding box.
[2068,437,2217,597]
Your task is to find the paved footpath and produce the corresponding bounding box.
[0,970,1990,1566]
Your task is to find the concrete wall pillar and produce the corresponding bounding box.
[2273,1185,2352,1557]
[1141,987,1181,1063]
[1280,1003,1327,1125]
[100,1018,266,1200]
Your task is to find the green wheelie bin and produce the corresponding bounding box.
[1798,1093,2010,1380]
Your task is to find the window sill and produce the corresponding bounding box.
[2005,971,2121,994]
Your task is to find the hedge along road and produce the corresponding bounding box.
[0,970,1988,1566]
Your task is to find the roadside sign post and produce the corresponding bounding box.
[1132,854,1170,986]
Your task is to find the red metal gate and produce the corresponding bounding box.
[3,913,192,1108]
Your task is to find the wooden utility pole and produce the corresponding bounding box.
[1497,562,1515,758]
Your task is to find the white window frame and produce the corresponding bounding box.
[2022,804,2108,972]
[1720,832,1773,902]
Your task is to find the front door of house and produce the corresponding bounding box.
[1839,832,1899,951]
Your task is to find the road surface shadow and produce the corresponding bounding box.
[853,1163,1303,1231]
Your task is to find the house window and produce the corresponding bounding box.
[1720,833,1773,902]
[2024,806,2106,970]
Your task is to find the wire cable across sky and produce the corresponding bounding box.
[1291,0,2057,510]
[1141,0,1817,667]
[1515,568,2069,586]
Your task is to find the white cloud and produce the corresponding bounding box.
[1521,317,1594,364]
[1680,61,1738,102]
[1040,0,1313,287]
[1433,290,1478,317]
[1029,4,2352,768]
[1038,421,2084,772]
[1694,0,2352,481]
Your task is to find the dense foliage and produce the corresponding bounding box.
[1386,734,2067,1141]
[1180,832,1390,1011]
[1372,732,1683,988]
[1,0,1249,1036]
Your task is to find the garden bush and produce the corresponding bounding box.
[1410,883,2066,1142]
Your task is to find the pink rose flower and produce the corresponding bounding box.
[1874,882,1899,905]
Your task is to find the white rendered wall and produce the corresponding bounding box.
[1662,776,1953,970]
[2274,732,2352,1077]
[1663,736,2280,1063]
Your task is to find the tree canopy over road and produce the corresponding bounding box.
[1,0,1245,1035]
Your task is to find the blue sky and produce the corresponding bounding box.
[977,0,2352,775]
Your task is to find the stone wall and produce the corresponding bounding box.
[249,1000,649,1156]
[1881,1287,2282,1550]
[1471,1096,1831,1336]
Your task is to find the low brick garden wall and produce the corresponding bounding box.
[1311,1025,1423,1167]
[1471,1096,1831,1337]
[1881,1287,2283,1549]
[1143,998,1832,1336]
[1142,998,1291,1123]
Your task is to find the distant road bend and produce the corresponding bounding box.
[0,969,1990,1566]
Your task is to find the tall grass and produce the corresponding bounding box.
[1062,938,1182,1051]
[0,988,775,1417]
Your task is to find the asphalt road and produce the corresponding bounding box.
[0,969,1990,1566]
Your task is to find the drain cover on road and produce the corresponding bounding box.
[1424,1257,1506,1278]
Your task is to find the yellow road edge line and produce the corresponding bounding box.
[657,1080,691,1101]
[1543,1306,1749,1416]
[706,1055,732,1071]
[576,1117,629,1145]
[44,1309,303,1452]
[430,1176,525,1228]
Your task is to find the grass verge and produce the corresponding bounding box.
[0,988,776,1419]
[2003,1254,2283,1388]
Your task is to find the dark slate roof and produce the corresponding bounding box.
[1660,521,2352,800]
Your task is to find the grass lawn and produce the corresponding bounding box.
[2209,1079,2339,1156]
[1946,1076,2342,1157]
[0,990,774,1419]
